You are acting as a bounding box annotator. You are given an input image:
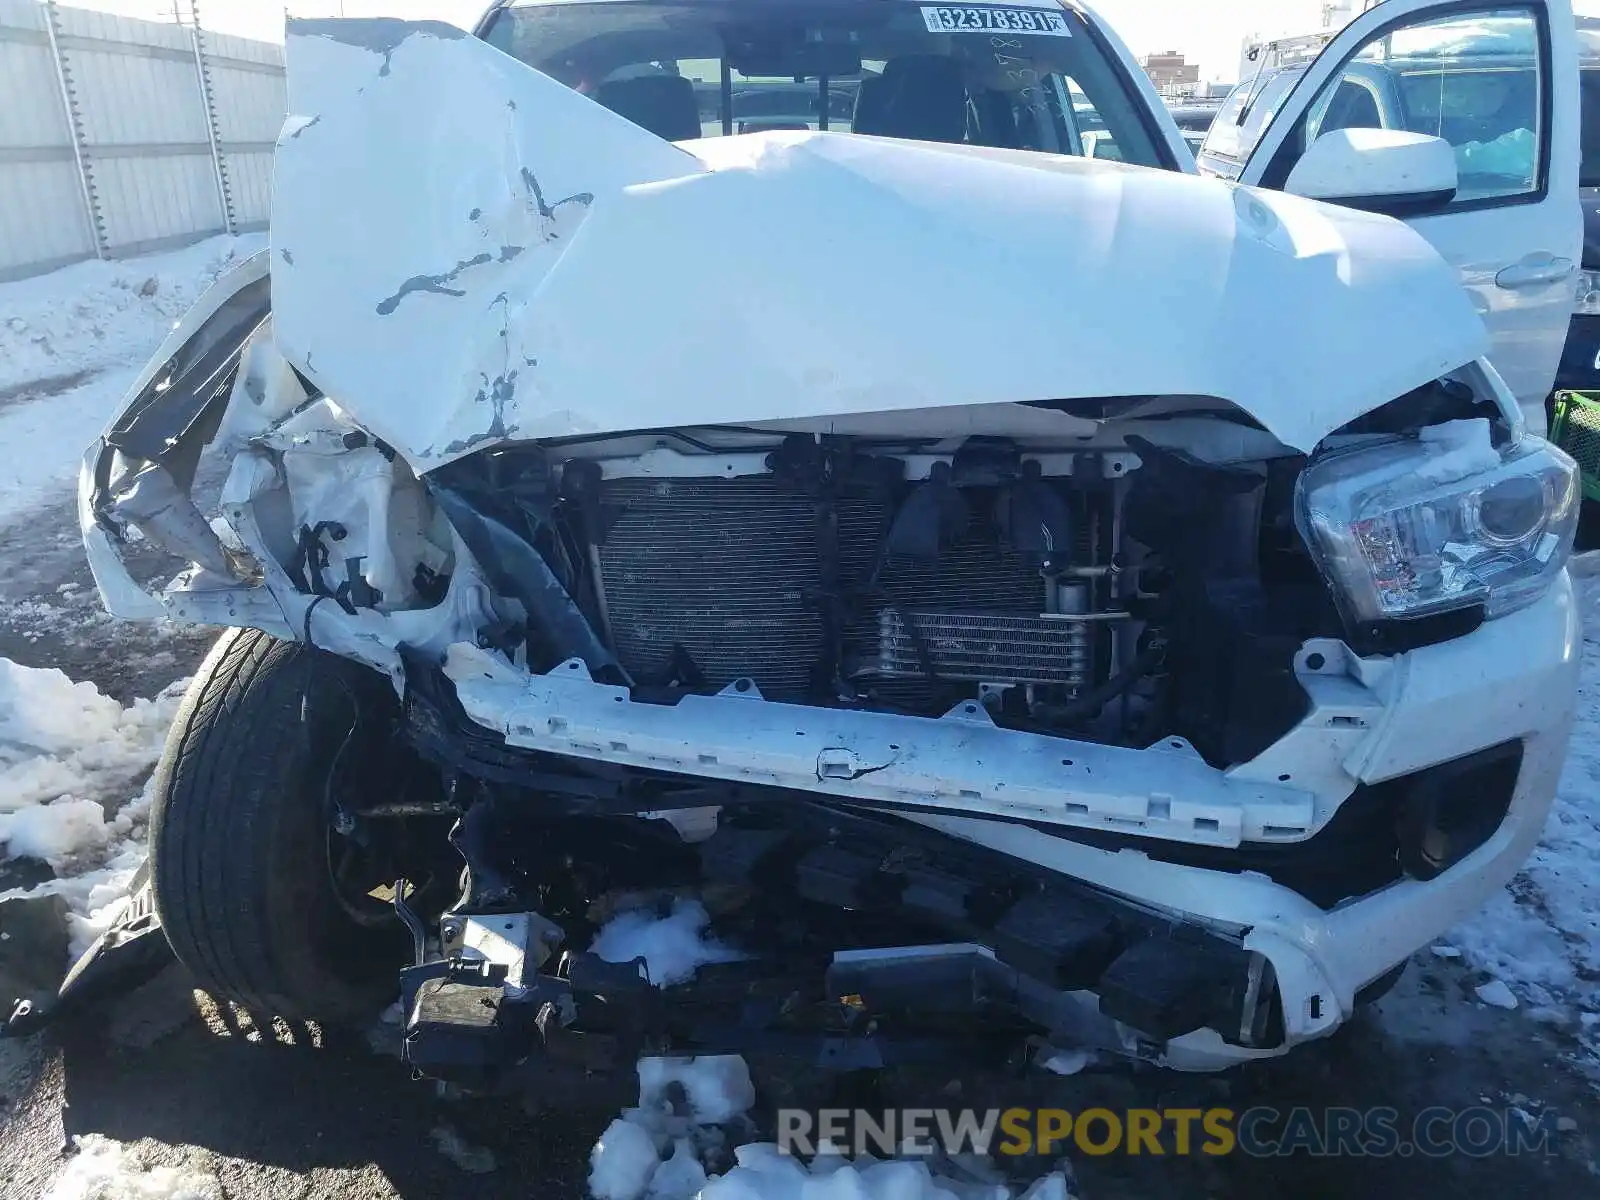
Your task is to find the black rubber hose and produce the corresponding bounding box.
[1041,642,1164,728]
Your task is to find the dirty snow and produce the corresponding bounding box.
[0,657,184,957]
[1475,979,1521,1011]
[42,1134,219,1200]
[588,1055,1077,1200]
[0,234,263,524]
[0,235,262,396]
[0,658,176,832]
[591,899,746,986]
[1444,563,1600,1054]
[592,1115,670,1200]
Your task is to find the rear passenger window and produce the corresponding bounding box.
[1279,7,1545,206]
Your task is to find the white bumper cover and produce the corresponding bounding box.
[443,575,1580,1066]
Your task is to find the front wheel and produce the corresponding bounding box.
[149,627,431,1023]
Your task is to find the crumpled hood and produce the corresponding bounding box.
[271,19,1485,462]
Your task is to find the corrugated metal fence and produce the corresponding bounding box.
[0,0,284,281]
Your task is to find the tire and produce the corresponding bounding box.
[149,627,417,1023]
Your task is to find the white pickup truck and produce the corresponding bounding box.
[1199,2,1582,433]
[65,0,1584,1085]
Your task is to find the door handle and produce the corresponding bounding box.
[1495,255,1575,289]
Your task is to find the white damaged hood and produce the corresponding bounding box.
[272,19,1487,462]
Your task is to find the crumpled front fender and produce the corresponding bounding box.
[79,250,278,622]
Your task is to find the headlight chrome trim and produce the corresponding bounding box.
[1296,420,1578,633]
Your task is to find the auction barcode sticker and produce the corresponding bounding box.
[920,6,1072,35]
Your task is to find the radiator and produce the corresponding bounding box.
[596,475,1068,701]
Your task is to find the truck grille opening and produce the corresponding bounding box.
[595,475,1090,707]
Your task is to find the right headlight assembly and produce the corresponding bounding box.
[1297,422,1579,629]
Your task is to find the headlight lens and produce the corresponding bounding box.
[1297,421,1578,626]
[1576,269,1600,315]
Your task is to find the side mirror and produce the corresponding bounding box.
[1284,128,1457,215]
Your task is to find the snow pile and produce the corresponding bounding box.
[591,899,746,986]
[42,1134,219,1200]
[589,1055,1075,1200]
[0,233,263,522]
[53,793,162,959]
[0,658,179,862]
[0,658,185,957]
[1454,127,1536,182]
[5,797,111,864]
[0,659,175,838]
[0,236,260,396]
[588,1056,755,1200]
[583,918,1075,1200]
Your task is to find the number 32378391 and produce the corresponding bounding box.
[920,6,1072,36]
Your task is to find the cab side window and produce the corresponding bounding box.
[1307,75,1386,140]
[1060,78,1115,159]
[1265,6,1545,207]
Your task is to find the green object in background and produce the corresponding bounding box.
[1550,391,1600,503]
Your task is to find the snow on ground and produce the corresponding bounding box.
[0,658,185,957]
[0,234,264,524]
[584,910,1077,1200]
[41,1134,219,1200]
[588,1049,1074,1200]
[1446,566,1600,1057]
[0,236,263,397]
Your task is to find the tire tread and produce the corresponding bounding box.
[150,628,394,1022]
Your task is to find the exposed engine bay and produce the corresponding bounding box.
[421,423,1315,762]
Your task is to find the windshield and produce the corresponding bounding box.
[481,0,1164,165]
[1197,65,1302,174]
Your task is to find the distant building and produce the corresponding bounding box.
[1142,50,1201,100]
